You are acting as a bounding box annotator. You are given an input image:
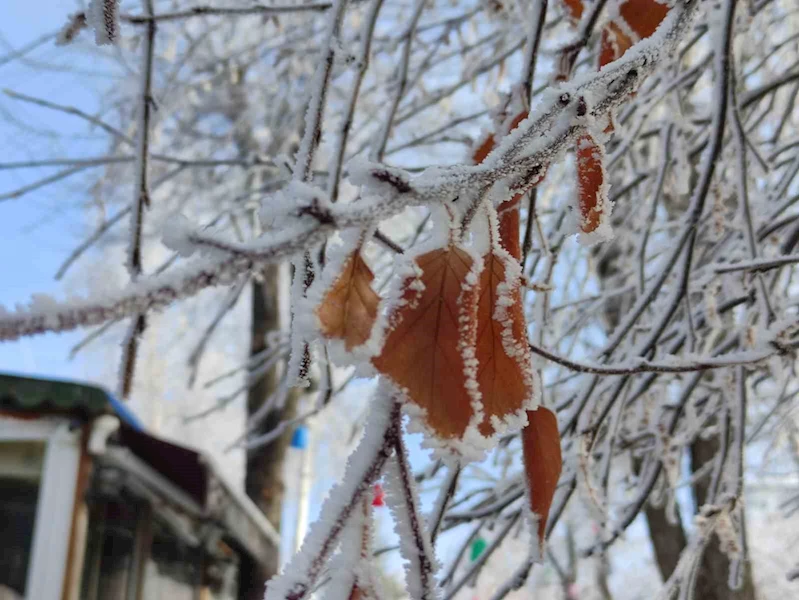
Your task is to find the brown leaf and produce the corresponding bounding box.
[348,586,363,600]
[496,173,546,260]
[599,1,669,69]
[497,195,523,260]
[474,246,535,437]
[561,0,584,21]
[506,110,528,134]
[587,1,667,238]
[390,106,543,447]
[317,251,380,351]
[471,112,538,438]
[576,134,608,234]
[373,244,481,441]
[472,133,497,165]
[619,0,670,39]
[521,407,562,557]
[599,21,633,68]
[475,109,544,260]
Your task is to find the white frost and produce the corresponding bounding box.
[87,0,120,46]
[265,383,396,600]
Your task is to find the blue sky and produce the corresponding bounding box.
[0,6,426,570]
[0,1,106,382]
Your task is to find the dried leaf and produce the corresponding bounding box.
[619,0,670,39]
[599,1,669,68]
[521,407,562,557]
[599,21,633,68]
[582,0,667,240]
[317,251,380,350]
[373,244,481,441]
[474,246,535,437]
[561,0,584,21]
[505,110,528,135]
[576,134,608,234]
[496,171,546,259]
[497,195,523,260]
[348,586,363,600]
[470,116,538,438]
[472,133,497,165]
[475,110,542,260]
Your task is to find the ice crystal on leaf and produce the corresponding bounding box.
[474,203,539,437]
[372,224,486,455]
[575,134,612,243]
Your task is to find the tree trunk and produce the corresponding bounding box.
[239,267,298,600]
[223,64,299,600]
[665,153,755,600]
[594,245,688,583]
[642,499,687,579]
[690,436,756,600]
[595,551,613,600]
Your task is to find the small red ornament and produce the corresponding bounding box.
[567,582,580,599]
[372,483,385,507]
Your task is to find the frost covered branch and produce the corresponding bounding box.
[528,342,780,375]
[122,2,333,23]
[266,390,400,600]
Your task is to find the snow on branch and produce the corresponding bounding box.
[266,385,400,600]
[528,341,782,375]
[119,0,157,398]
[384,433,440,600]
[87,0,120,45]
[0,256,247,341]
[121,2,333,23]
[356,0,701,211]
[1,0,702,349]
[286,0,351,386]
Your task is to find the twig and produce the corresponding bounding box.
[327,0,385,202]
[122,2,332,23]
[715,254,799,273]
[119,0,156,399]
[265,393,400,600]
[370,0,428,162]
[529,342,776,375]
[385,432,439,600]
[428,465,460,545]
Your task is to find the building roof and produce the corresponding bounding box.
[0,372,144,430]
[0,371,279,563]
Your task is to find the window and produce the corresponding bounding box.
[207,555,238,600]
[142,523,202,600]
[79,497,240,599]
[0,442,44,599]
[80,500,140,600]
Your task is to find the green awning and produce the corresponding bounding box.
[0,372,110,419]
